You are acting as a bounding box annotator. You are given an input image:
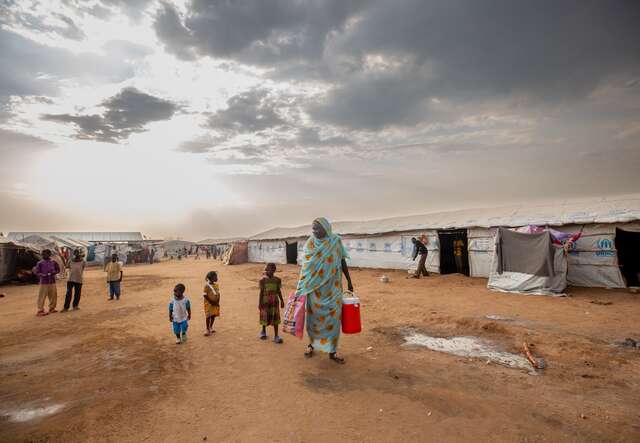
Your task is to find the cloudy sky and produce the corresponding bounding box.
[1,1,639,240]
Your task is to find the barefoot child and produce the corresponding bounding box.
[259,263,285,344]
[169,284,191,344]
[203,271,220,336]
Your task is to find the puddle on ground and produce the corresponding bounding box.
[2,404,65,423]
[484,315,515,321]
[403,333,534,373]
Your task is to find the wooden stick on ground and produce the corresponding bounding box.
[523,342,543,369]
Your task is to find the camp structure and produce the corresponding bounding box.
[7,232,157,267]
[486,227,574,296]
[18,234,68,271]
[221,241,249,265]
[50,235,90,259]
[197,237,246,261]
[248,227,307,265]
[157,240,195,258]
[0,238,41,284]
[7,232,146,243]
[247,194,640,289]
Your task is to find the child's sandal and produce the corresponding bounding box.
[329,353,345,364]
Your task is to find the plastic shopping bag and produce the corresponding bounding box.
[282,291,306,339]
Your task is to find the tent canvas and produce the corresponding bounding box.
[248,194,640,241]
[223,241,249,265]
[343,232,440,271]
[468,228,495,278]
[248,240,291,264]
[0,239,41,283]
[247,195,640,287]
[556,223,640,288]
[20,234,66,271]
[487,228,567,296]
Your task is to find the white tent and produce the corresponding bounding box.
[7,232,146,242]
[247,194,640,288]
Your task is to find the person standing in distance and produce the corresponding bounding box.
[105,253,123,300]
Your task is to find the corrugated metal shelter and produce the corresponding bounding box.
[248,194,640,288]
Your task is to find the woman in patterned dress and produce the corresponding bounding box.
[295,217,354,364]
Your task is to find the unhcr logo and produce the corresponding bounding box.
[597,238,612,249]
[596,238,615,257]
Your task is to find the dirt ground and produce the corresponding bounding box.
[1,260,639,443]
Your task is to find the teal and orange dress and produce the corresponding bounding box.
[295,217,348,354]
[259,276,282,326]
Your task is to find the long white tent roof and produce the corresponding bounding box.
[7,232,145,242]
[196,237,246,245]
[250,194,640,241]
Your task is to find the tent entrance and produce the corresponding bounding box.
[286,241,298,264]
[616,229,640,287]
[438,229,469,276]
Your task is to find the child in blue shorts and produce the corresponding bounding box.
[169,283,191,344]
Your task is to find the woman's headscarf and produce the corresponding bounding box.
[314,217,333,237]
[295,217,348,297]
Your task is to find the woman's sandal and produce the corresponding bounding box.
[329,353,345,364]
[304,344,314,358]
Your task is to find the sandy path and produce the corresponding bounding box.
[1,260,639,442]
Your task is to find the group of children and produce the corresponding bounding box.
[169,263,284,344]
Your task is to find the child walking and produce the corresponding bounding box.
[203,271,220,336]
[169,283,191,344]
[259,263,285,344]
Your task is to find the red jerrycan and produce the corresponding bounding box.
[341,291,362,334]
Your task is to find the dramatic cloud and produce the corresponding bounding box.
[42,87,179,143]
[311,0,640,129]
[177,136,218,153]
[206,88,288,135]
[154,0,366,63]
[155,0,640,131]
[179,88,352,157]
[0,1,85,40]
[0,28,138,105]
[294,127,351,148]
[1,0,639,239]
[59,0,153,22]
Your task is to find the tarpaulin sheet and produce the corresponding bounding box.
[496,228,555,277]
[488,247,567,296]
